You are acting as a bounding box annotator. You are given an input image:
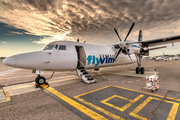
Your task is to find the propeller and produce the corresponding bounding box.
[114,23,135,61]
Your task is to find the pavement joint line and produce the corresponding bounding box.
[40,84,107,120]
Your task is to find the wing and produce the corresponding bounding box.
[140,35,180,47]
[126,35,180,47]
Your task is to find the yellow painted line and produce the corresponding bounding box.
[130,96,179,120]
[129,97,154,120]
[0,91,11,104]
[75,85,180,102]
[163,100,179,120]
[101,94,144,111]
[75,85,112,98]
[41,85,107,120]
[110,85,180,102]
[4,84,34,91]
[75,96,125,120]
[75,85,180,119]
[167,103,179,120]
[3,76,79,91]
[4,91,10,102]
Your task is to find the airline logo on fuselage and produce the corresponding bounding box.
[87,55,115,66]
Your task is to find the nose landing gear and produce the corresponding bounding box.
[35,75,49,88]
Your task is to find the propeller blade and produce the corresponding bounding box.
[124,23,135,41]
[124,47,132,61]
[114,48,122,60]
[114,28,122,41]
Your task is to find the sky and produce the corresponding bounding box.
[0,0,180,57]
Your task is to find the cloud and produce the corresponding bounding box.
[5,31,23,35]
[1,0,180,45]
[2,41,6,44]
[33,34,74,45]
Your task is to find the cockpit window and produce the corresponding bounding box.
[59,45,66,50]
[55,45,58,49]
[44,45,55,50]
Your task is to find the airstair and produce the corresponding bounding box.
[76,60,97,84]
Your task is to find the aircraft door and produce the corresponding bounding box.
[75,46,86,68]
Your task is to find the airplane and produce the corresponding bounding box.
[155,52,168,61]
[3,23,180,86]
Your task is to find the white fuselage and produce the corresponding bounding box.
[155,57,167,61]
[3,41,136,71]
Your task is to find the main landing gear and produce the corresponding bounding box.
[35,75,49,88]
[135,55,145,74]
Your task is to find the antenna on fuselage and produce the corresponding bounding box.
[77,39,79,42]
[84,40,86,43]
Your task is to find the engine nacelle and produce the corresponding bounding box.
[140,47,149,56]
[122,47,140,55]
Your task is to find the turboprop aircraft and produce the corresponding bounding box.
[155,52,168,61]
[3,23,180,86]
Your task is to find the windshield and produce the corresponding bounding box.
[44,45,55,50]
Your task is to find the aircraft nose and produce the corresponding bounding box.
[3,56,16,67]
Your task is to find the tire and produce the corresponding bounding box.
[140,67,145,74]
[35,76,46,85]
[136,67,139,74]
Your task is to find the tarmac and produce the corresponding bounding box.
[0,60,180,120]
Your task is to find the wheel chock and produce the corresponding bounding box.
[35,83,39,88]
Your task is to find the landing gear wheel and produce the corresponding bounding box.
[136,67,139,74]
[35,76,46,85]
[140,67,145,74]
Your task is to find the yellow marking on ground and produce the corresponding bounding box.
[4,91,10,102]
[130,97,179,120]
[75,85,180,102]
[164,100,179,120]
[75,96,125,120]
[75,85,180,119]
[110,85,180,102]
[3,77,79,91]
[129,97,155,120]
[75,85,112,98]
[41,84,107,120]
[3,84,34,91]
[101,94,144,111]
[0,91,11,103]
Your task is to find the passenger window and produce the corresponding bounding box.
[55,45,58,49]
[59,45,66,50]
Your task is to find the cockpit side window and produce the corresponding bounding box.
[59,45,66,50]
[43,45,55,50]
[55,45,58,49]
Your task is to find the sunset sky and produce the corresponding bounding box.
[0,0,180,57]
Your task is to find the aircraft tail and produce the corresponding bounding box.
[138,30,142,41]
